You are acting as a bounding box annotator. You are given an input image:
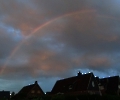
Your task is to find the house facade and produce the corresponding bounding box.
[98,76,120,95]
[13,81,44,99]
[51,72,100,95]
[0,91,10,100]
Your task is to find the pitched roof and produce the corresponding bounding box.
[51,73,93,94]
[107,76,119,91]
[18,81,44,95]
[100,76,119,91]
[18,84,35,94]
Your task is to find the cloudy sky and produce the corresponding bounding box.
[0,0,120,93]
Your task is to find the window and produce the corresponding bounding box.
[69,85,73,90]
[99,86,104,90]
[118,85,120,89]
[92,81,95,87]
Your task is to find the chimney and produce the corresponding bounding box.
[35,81,38,84]
[77,71,82,76]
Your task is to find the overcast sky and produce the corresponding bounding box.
[0,0,120,93]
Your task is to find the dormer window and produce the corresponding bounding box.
[92,81,95,87]
[69,85,73,90]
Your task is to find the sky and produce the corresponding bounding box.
[0,0,120,93]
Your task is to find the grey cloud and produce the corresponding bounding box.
[0,27,20,60]
[0,0,120,93]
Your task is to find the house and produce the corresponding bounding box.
[99,76,120,95]
[0,90,10,100]
[51,72,100,95]
[13,81,44,99]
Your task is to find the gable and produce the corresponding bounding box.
[28,84,44,95]
[74,74,92,91]
[18,81,44,97]
[87,73,99,91]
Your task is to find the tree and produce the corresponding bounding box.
[11,91,15,98]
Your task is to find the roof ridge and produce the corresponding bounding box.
[57,72,93,81]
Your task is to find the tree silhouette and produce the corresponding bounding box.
[11,91,15,98]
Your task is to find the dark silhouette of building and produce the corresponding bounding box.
[98,76,120,95]
[51,72,100,95]
[13,81,44,99]
[0,90,10,100]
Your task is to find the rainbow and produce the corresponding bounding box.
[1,9,119,75]
[1,9,96,75]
